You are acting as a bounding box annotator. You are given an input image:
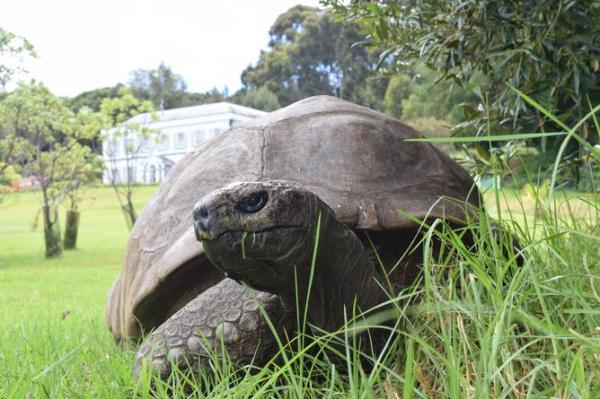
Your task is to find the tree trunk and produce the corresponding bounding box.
[122,200,137,231]
[43,205,62,258]
[63,209,80,250]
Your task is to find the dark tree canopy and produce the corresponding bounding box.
[128,63,189,110]
[66,84,126,112]
[383,64,482,125]
[67,64,229,115]
[127,63,229,110]
[241,5,387,108]
[237,86,281,112]
[326,0,600,136]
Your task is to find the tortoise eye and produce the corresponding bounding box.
[236,191,268,213]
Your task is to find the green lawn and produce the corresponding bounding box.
[0,185,598,397]
[0,186,158,397]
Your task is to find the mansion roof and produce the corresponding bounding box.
[125,102,267,125]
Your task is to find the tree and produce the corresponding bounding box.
[61,108,103,249]
[100,87,158,229]
[128,63,231,110]
[383,74,413,120]
[241,5,387,108]
[326,1,600,135]
[0,83,97,257]
[129,62,187,110]
[0,28,35,197]
[182,87,228,105]
[383,65,483,125]
[0,27,36,89]
[0,102,30,180]
[66,84,125,113]
[239,86,281,111]
[63,85,126,159]
[382,68,480,154]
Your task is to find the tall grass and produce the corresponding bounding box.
[132,184,598,397]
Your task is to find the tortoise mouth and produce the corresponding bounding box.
[202,225,305,264]
[202,224,304,242]
[202,225,307,293]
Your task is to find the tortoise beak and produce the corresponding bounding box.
[193,217,217,241]
[193,203,220,241]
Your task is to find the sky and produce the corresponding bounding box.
[0,0,321,97]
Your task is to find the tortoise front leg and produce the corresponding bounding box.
[133,278,293,379]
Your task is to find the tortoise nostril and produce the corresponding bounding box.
[199,219,209,231]
[194,206,210,220]
[193,204,216,239]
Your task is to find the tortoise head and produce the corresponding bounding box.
[192,180,325,294]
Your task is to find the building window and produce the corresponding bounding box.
[140,138,151,154]
[127,166,135,182]
[157,135,169,151]
[148,165,157,183]
[110,168,119,183]
[175,132,187,149]
[193,130,206,146]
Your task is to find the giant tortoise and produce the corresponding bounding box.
[106,95,481,378]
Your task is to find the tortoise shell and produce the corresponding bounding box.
[106,95,479,342]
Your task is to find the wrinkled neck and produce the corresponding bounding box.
[290,211,388,333]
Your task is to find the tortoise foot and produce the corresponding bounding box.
[133,278,292,379]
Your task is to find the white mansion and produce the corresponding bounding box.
[102,102,266,184]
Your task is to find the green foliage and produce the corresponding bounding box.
[128,63,229,110]
[405,116,455,154]
[0,164,18,184]
[59,136,103,212]
[0,83,80,193]
[67,66,231,117]
[327,0,600,137]
[239,86,281,111]
[241,5,387,107]
[383,74,412,119]
[67,65,231,118]
[0,83,70,256]
[455,141,540,185]
[0,27,36,88]
[66,84,126,112]
[55,107,103,251]
[0,83,103,257]
[0,112,30,178]
[184,87,229,105]
[53,109,102,251]
[384,65,482,124]
[100,87,155,127]
[129,62,188,110]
